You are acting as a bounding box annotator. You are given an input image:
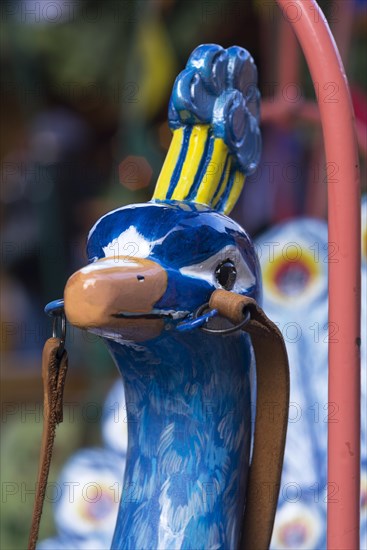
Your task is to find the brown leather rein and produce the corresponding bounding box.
[28,289,289,550]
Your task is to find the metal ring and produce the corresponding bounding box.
[45,299,64,317]
[45,299,66,358]
[52,312,66,358]
[194,302,251,335]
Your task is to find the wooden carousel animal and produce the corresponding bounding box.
[30,45,289,550]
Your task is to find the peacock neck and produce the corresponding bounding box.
[106,329,253,550]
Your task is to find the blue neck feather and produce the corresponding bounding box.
[106,329,253,550]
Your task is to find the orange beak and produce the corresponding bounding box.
[64,256,168,341]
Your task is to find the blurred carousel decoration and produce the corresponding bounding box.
[256,210,366,550]
[39,381,127,550]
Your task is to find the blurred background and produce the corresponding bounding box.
[1,0,366,549]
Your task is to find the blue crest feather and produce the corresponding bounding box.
[168,44,261,175]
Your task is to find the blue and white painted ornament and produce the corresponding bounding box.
[256,214,366,550]
[63,44,263,550]
[38,377,129,549]
[54,449,124,540]
[256,218,328,550]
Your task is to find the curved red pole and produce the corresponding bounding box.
[274,1,361,548]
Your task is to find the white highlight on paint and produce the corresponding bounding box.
[103,226,152,259]
[83,279,96,290]
[152,309,189,320]
[179,245,255,293]
[80,258,138,274]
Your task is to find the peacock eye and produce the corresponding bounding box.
[215,260,237,290]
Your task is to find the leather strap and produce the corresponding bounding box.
[28,338,68,550]
[209,290,290,550]
[29,292,287,550]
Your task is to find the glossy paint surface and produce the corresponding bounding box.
[82,201,262,548]
[108,328,253,549]
[86,201,261,324]
[153,44,261,215]
[168,44,261,175]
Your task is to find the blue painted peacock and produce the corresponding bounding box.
[62,44,269,550]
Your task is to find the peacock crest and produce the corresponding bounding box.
[152,44,261,215]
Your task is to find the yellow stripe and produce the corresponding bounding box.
[195,138,228,205]
[153,128,184,200]
[212,156,232,208]
[222,170,246,215]
[153,124,244,215]
[171,125,209,201]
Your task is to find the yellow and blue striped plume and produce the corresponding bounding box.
[152,44,261,215]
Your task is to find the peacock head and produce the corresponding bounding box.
[64,44,262,342]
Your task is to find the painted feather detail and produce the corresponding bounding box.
[109,328,253,550]
[153,44,261,214]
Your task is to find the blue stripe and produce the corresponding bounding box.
[166,126,192,200]
[211,154,230,205]
[216,167,237,212]
[186,130,214,201]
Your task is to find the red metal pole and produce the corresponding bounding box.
[274,1,361,548]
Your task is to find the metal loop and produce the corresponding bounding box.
[45,299,66,358]
[194,302,251,335]
[52,312,66,358]
[45,299,64,317]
